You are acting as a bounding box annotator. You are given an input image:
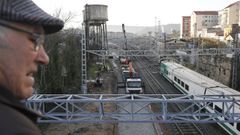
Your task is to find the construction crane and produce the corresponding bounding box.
[119,24,130,64]
[122,24,128,50]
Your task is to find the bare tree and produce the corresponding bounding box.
[35,8,81,94]
[53,8,76,24]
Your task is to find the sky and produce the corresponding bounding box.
[33,0,238,28]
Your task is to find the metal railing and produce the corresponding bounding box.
[26,94,240,123]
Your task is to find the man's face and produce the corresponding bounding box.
[0,22,49,99]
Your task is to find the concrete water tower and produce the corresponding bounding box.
[81,4,108,93]
[83,4,108,49]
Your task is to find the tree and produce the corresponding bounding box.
[35,9,82,94]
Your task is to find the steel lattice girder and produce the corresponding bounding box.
[25,94,240,123]
[86,48,240,57]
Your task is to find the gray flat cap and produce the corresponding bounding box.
[0,0,64,34]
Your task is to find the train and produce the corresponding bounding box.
[159,60,240,135]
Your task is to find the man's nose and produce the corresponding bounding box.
[36,47,49,65]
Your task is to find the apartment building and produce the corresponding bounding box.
[180,16,191,38]
[190,11,218,37]
[219,1,240,29]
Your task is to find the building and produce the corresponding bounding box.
[201,27,223,40]
[219,1,240,29]
[180,16,191,38]
[190,11,218,37]
[219,8,228,29]
[224,24,239,45]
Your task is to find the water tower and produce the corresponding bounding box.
[83,4,108,49]
[81,4,108,93]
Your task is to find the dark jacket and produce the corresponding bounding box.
[0,86,42,135]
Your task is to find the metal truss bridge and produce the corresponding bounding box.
[86,48,240,57]
[26,94,240,123]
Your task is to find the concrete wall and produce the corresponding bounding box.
[197,55,232,86]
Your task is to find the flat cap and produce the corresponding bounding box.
[0,0,64,34]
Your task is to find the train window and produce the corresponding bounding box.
[174,76,177,81]
[209,102,213,108]
[225,118,234,126]
[215,106,222,113]
[164,69,168,75]
[185,84,189,91]
[177,79,180,84]
[181,81,184,87]
[237,123,240,131]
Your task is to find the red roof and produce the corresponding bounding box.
[193,11,218,15]
[225,1,240,9]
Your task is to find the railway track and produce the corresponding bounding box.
[114,44,228,135]
[115,57,161,135]
[133,56,205,135]
[134,56,177,94]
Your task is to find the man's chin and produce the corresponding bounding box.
[18,87,34,99]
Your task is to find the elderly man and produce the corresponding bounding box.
[0,0,64,134]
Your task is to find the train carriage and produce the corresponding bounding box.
[160,61,240,135]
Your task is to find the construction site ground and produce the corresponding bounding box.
[39,61,118,135]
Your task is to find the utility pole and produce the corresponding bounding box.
[155,17,157,37]
[231,24,239,90]
[163,33,166,50]
[163,33,167,60]
[158,20,161,38]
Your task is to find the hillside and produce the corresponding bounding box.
[107,24,180,35]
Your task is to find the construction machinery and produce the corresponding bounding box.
[118,61,144,94]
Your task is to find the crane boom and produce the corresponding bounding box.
[122,24,128,50]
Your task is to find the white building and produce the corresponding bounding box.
[180,16,191,38]
[201,27,223,40]
[219,1,240,29]
[191,11,218,37]
[219,8,228,29]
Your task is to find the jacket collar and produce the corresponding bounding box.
[0,85,22,106]
[0,85,42,122]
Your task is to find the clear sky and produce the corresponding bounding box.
[33,0,238,28]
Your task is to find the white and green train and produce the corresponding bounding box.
[160,60,240,135]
